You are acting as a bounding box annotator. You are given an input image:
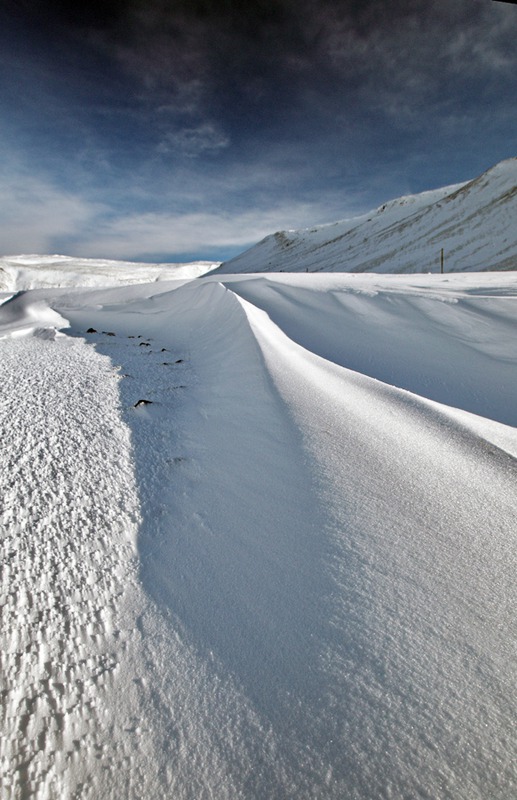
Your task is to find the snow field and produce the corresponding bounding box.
[0,304,292,800]
[0,331,144,797]
[1,269,517,798]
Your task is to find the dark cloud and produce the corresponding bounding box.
[4,1,516,137]
[0,0,516,259]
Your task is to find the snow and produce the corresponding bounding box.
[1,261,517,799]
[0,254,219,292]
[218,157,517,274]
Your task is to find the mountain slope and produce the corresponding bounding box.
[218,157,517,274]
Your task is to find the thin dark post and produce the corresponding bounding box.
[440,248,444,274]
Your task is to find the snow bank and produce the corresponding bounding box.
[0,291,69,339]
[218,271,517,427]
[2,270,516,798]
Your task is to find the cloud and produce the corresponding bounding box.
[0,161,304,261]
[157,122,230,157]
[0,167,100,255]
[1,0,516,263]
[6,0,517,162]
[70,203,332,260]
[298,0,517,128]
[0,128,369,262]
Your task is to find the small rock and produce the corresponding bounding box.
[134,399,153,408]
[86,328,97,333]
[139,342,151,347]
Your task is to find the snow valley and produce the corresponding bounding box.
[1,260,516,799]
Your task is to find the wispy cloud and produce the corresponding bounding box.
[0,167,100,255]
[312,0,517,126]
[1,0,516,261]
[0,129,368,261]
[157,122,230,158]
[71,203,330,260]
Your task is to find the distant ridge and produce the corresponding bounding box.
[0,254,219,292]
[217,157,517,274]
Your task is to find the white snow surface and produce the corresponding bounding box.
[1,266,517,799]
[218,157,517,274]
[0,254,219,292]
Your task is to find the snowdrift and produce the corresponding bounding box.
[1,270,516,799]
[218,157,517,274]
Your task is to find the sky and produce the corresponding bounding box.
[0,0,516,262]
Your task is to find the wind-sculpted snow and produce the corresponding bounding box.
[1,272,516,798]
[0,318,144,796]
[220,272,517,427]
[0,291,69,340]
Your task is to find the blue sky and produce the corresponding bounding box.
[1,0,516,262]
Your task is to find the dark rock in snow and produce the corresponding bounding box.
[134,399,153,407]
[86,328,97,333]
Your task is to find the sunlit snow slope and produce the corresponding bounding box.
[218,157,517,274]
[1,269,516,799]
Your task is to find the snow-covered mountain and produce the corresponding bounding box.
[0,253,219,292]
[218,157,517,274]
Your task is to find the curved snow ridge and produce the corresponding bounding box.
[223,274,517,428]
[0,291,69,339]
[232,291,517,800]
[234,289,517,482]
[235,278,517,460]
[0,332,147,798]
[71,279,357,797]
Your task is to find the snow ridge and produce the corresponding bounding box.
[232,287,517,798]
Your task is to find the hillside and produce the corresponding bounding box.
[218,157,517,274]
